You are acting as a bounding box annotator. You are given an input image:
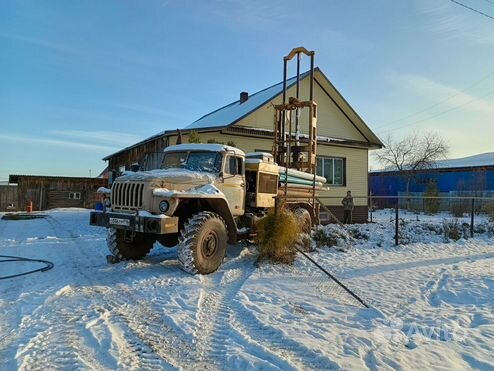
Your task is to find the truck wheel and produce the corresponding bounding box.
[178,211,227,274]
[295,208,312,234]
[107,227,155,260]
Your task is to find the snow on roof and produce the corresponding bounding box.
[183,70,312,131]
[373,152,494,173]
[433,152,494,169]
[163,143,245,156]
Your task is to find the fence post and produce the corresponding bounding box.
[369,193,373,223]
[470,198,475,238]
[395,200,399,246]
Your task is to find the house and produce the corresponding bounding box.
[8,175,108,211]
[369,152,494,209]
[103,68,383,222]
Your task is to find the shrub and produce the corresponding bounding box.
[312,228,331,249]
[443,219,463,241]
[424,183,440,214]
[348,227,370,240]
[256,208,300,264]
[423,222,443,235]
[205,138,236,147]
[188,131,201,143]
[312,225,352,249]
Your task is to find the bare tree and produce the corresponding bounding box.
[375,132,449,207]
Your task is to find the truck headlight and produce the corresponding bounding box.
[159,200,170,213]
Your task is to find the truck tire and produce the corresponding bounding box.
[107,227,155,260]
[178,211,228,274]
[295,208,312,234]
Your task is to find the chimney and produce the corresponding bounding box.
[240,91,249,104]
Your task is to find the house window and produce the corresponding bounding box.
[69,192,81,200]
[316,157,345,186]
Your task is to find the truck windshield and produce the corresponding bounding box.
[162,151,222,173]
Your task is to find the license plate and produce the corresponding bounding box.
[109,217,130,226]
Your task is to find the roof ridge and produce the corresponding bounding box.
[187,69,313,126]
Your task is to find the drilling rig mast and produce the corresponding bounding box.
[272,47,318,207]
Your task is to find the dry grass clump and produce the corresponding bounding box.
[256,208,300,264]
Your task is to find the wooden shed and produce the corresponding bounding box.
[8,175,108,211]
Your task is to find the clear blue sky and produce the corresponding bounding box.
[1,0,492,179]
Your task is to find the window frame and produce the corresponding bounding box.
[224,155,244,176]
[161,151,222,173]
[69,192,81,200]
[316,156,346,186]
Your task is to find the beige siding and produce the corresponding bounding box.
[316,145,368,206]
[168,132,274,153]
[235,71,367,142]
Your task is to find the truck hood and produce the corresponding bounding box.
[117,169,217,188]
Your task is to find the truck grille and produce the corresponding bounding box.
[112,182,144,210]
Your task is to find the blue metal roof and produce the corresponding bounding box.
[183,70,312,131]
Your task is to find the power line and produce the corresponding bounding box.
[378,91,494,135]
[447,0,494,19]
[374,73,493,130]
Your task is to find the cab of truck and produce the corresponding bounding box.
[161,144,246,216]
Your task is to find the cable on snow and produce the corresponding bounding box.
[0,255,54,280]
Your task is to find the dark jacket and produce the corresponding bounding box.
[342,195,354,211]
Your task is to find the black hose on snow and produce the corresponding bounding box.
[294,246,369,308]
[0,255,54,280]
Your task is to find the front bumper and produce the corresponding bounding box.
[89,210,179,234]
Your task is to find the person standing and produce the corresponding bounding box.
[342,190,354,224]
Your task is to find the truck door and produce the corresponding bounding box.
[220,155,245,216]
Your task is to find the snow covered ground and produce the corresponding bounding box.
[0,209,492,370]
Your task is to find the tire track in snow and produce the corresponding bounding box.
[60,222,198,368]
[228,295,342,370]
[192,251,340,370]
[101,309,174,370]
[15,283,194,370]
[16,292,113,370]
[104,285,199,369]
[193,253,257,369]
[17,216,196,369]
